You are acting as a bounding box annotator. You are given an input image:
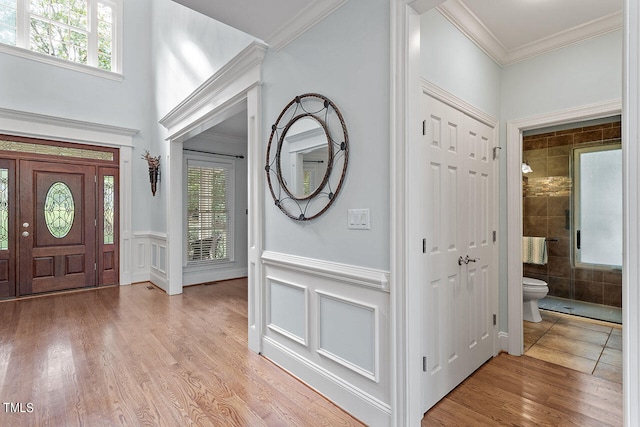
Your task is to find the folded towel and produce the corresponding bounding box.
[522,237,547,265]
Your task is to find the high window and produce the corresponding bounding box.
[185,156,235,264]
[0,0,120,74]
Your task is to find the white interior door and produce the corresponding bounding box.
[420,93,496,412]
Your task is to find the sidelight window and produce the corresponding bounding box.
[103,175,114,244]
[0,168,8,250]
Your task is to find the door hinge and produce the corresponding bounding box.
[94,263,97,271]
[94,175,97,183]
[95,218,97,227]
[492,146,502,160]
[422,120,426,136]
[493,230,497,243]
[493,314,497,326]
[422,238,426,253]
[422,356,427,372]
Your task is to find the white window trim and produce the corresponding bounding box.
[183,152,236,269]
[0,0,123,80]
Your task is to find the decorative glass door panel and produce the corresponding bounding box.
[0,159,15,298]
[19,161,97,295]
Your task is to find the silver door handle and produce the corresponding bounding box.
[465,255,479,263]
[458,256,467,266]
[22,231,29,237]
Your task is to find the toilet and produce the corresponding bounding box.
[523,277,549,322]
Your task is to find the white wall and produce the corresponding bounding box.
[420,9,501,118]
[150,0,256,232]
[0,0,155,232]
[498,30,623,331]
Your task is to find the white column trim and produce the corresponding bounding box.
[505,99,622,356]
[390,1,422,426]
[623,0,640,424]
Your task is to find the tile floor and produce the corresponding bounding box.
[524,309,622,383]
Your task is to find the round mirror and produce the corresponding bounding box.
[266,93,349,221]
[277,115,332,200]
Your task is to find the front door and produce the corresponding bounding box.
[420,93,497,411]
[19,161,97,295]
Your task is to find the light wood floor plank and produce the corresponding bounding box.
[0,281,364,426]
[423,351,622,426]
[1,280,623,426]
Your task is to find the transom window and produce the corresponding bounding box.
[0,0,119,73]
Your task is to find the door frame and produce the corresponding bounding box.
[159,41,267,353]
[505,100,622,356]
[0,108,137,286]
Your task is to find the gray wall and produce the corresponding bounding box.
[262,0,390,270]
[421,9,502,117]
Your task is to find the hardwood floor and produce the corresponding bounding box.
[0,280,364,426]
[422,352,622,426]
[1,279,623,426]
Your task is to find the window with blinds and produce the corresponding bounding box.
[186,159,234,263]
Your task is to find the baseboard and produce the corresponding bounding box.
[150,269,168,292]
[183,267,248,286]
[262,337,391,427]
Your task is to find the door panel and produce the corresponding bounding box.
[19,161,96,295]
[421,94,496,411]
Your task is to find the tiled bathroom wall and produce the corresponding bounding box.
[522,121,622,308]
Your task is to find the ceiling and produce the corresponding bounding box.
[181,0,623,139]
[173,0,622,66]
[436,0,623,66]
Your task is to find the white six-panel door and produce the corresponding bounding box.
[420,92,496,412]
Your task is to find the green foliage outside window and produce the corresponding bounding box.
[0,0,113,71]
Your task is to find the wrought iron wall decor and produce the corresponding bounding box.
[266,93,349,220]
[142,150,160,196]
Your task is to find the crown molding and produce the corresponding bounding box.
[266,0,348,51]
[159,41,267,133]
[438,0,623,67]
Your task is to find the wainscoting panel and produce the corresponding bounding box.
[261,251,391,427]
[317,291,377,381]
[267,278,308,346]
[132,231,168,291]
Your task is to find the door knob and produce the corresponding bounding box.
[458,256,467,266]
[22,222,29,228]
[465,255,479,263]
[22,231,29,237]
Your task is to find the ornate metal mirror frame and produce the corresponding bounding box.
[266,93,349,220]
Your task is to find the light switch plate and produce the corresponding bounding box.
[348,209,370,230]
